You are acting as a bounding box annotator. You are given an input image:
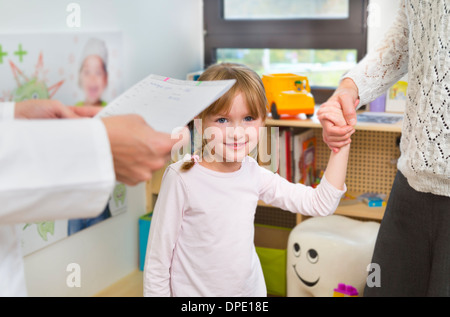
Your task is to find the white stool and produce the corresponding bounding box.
[287,215,380,297]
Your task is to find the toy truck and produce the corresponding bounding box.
[262,73,315,119]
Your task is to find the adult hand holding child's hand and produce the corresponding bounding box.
[317,78,359,152]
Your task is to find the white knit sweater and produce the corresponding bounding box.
[345,0,449,197]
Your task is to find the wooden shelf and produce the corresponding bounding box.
[262,110,399,225]
[265,112,402,133]
[335,201,385,220]
[257,199,385,222]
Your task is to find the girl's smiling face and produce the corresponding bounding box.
[202,92,264,166]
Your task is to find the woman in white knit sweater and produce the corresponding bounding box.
[318,0,449,296]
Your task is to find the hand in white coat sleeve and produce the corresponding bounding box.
[0,118,115,224]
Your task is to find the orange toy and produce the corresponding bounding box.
[262,73,315,119]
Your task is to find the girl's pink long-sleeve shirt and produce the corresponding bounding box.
[144,155,346,297]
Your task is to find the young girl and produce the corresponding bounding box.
[143,63,350,297]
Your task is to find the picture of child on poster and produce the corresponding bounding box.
[68,37,127,236]
[75,38,109,108]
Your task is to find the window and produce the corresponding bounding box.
[223,0,349,20]
[204,0,368,103]
[216,48,357,87]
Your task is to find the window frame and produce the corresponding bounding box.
[204,0,369,103]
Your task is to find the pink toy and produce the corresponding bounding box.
[333,283,359,297]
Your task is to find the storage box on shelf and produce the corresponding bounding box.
[254,224,291,296]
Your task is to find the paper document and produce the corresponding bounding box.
[96,74,236,133]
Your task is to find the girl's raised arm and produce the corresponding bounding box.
[323,144,350,191]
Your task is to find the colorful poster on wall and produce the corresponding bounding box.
[385,80,408,113]
[0,32,127,255]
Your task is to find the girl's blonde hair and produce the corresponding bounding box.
[181,63,267,171]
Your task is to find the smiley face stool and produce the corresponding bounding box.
[286,215,380,297]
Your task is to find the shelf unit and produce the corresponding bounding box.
[261,113,401,226]
[146,111,402,227]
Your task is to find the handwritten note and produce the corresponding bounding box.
[96,74,236,134]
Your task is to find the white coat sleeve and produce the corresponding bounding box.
[143,166,186,297]
[0,118,115,224]
[258,166,346,217]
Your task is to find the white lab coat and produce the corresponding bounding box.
[0,102,115,296]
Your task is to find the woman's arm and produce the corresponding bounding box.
[318,1,409,151]
[345,0,409,107]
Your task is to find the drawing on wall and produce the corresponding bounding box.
[0,32,126,256]
[109,183,128,216]
[9,52,64,102]
[385,80,408,113]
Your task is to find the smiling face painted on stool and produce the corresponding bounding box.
[291,242,320,287]
[286,216,381,297]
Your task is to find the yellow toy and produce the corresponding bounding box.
[262,73,315,119]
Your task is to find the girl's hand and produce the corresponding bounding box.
[317,78,359,152]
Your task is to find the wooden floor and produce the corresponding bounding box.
[95,270,143,297]
[95,269,284,297]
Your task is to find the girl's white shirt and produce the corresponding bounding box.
[144,154,346,297]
